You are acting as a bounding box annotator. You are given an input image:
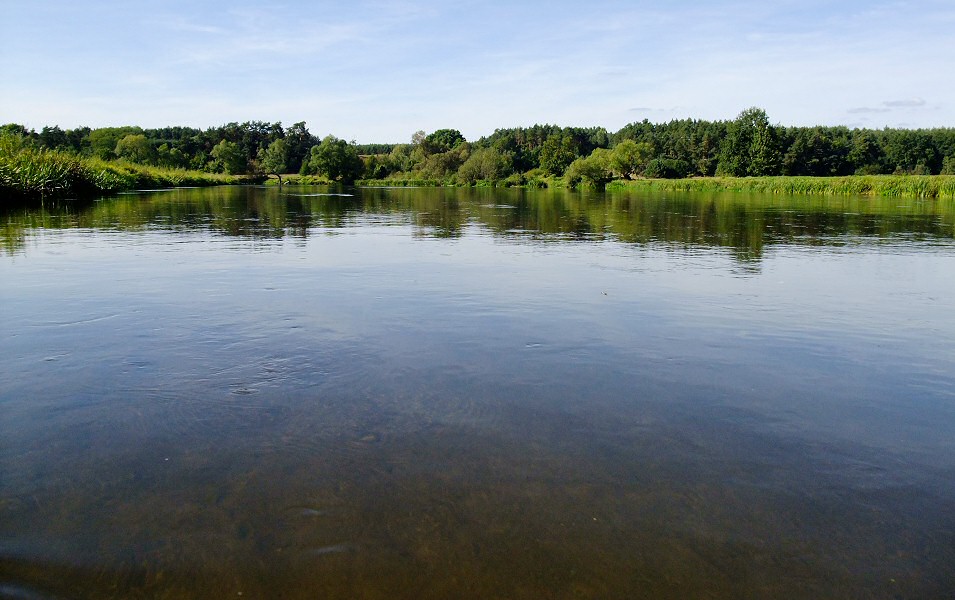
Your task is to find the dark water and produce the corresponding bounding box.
[2,186,954,599]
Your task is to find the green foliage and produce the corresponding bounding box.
[782,130,844,176]
[5,111,955,192]
[303,136,364,183]
[847,131,884,174]
[457,147,511,184]
[610,140,653,179]
[422,129,466,154]
[0,133,83,197]
[565,148,613,189]
[884,129,942,174]
[258,138,288,181]
[266,174,331,186]
[156,144,189,169]
[415,148,467,181]
[210,140,248,174]
[38,125,69,149]
[114,134,157,164]
[608,175,955,199]
[361,155,389,180]
[643,158,691,179]
[88,127,142,159]
[1,132,246,203]
[355,178,441,187]
[539,133,580,176]
[283,121,316,173]
[717,107,782,176]
[1,123,33,138]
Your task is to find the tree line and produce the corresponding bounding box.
[4,108,955,188]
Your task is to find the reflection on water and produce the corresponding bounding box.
[2,186,955,598]
[3,185,954,258]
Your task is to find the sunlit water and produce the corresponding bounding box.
[2,186,954,599]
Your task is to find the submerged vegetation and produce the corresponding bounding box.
[3,107,955,203]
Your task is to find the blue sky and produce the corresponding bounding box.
[1,0,953,142]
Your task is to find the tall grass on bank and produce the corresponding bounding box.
[0,135,83,197]
[1,134,252,203]
[607,175,955,199]
[356,178,444,187]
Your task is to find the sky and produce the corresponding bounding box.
[1,0,953,143]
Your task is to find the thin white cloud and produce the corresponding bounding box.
[848,98,930,115]
[159,18,226,35]
[848,107,892,114]
[883,98,927,108]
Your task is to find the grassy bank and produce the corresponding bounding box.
[263,174,333,186]
[1,136,255,204]
[356,178,444,187]
[606,175,955,199]
[355,176,557,188]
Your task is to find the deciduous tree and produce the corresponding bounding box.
[610,140,653,179]
[258,138,288,184]
[303,136,363,183]
[210,140,247,174]
[115,134,156,164]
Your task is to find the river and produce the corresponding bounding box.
[2,185,954,598]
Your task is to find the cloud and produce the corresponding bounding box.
[848,98,929,115]
[160,18,225,35]
[847,107,891,114]
[883,98,926,108]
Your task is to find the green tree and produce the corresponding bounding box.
[848,131,884,174]
[362,155,389,179]
[883,130,941,174]
[210,139,247,174]
[115,134,156,164]
[643,158,690,179]
[565,148,613,189]
[303,135,363,183]
[1,123,33,138]
[610,140,653,179]
[422,129,466,155]
[284,121,315,174]
[457,147,510,184]
[258,138,288,184]
[38,126,69,150]
[388,144,414,174]
[539,133,579,176]
[88,126,142,160]
[416,145,469,181]
[717,107,781,176]
[156,144,189,168]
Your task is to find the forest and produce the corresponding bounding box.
[3,108,955,197]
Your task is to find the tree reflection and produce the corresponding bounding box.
[2,186,953,261]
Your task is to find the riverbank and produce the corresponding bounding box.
[356,174,955,199]
[6,137,954,204]
[606,175,955,199]
[1,139,256,204]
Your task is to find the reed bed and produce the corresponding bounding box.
[1,135,250,204]
[607,175,955,199]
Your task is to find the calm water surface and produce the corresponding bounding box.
[2,186,955,599]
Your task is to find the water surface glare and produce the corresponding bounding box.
[2,186,955,598]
